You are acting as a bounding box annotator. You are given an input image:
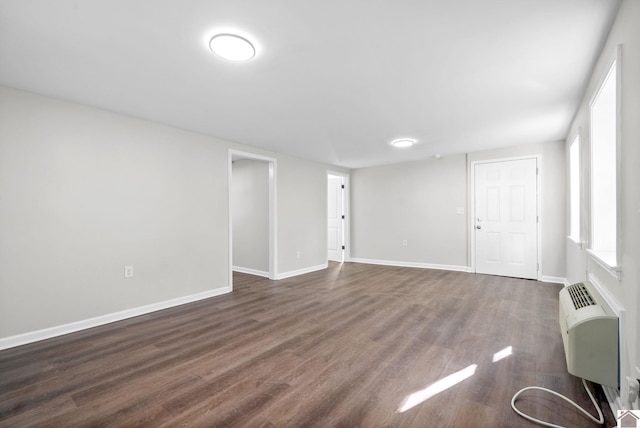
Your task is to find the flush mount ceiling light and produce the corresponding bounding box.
[390,138,416,148]
[209,33,255,61]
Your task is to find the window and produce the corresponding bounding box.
[589,48,620,273]
[568,134,580,243]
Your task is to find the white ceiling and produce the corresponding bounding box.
[0,0,620,168]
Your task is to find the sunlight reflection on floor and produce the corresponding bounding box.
[492,346,513,363]
[397,364,478,413]
[397,345,515,413]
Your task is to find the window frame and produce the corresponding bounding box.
[568,132,581,245]
[587,45,622,280]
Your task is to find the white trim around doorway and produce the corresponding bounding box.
[228,150,278,288]
[327,170,351,262]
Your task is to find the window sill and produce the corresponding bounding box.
[587,249,622,281]
[567,236,584,248]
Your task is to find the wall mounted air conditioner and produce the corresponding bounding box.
[559,281,619,388]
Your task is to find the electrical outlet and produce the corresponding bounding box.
[124,265,134,279]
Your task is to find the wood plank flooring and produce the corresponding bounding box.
[0,262,614,427]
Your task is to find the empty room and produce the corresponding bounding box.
[1,1,639,427]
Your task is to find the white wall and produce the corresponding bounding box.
[351,141,566,279]
[0,85,334,342]
[276,156,329,275]
[232,159,269,274]
[351,154,469,270]
[565,0,640,397]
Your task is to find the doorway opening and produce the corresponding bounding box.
[327,171,350,262]
[228,150,277,289]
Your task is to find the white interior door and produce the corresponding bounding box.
[474,158,538,279]
[328,175,344,261]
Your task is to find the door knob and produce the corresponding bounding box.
[476,225,482,230]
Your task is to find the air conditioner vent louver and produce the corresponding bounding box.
[566,282,596,309]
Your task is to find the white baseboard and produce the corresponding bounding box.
[0,285,231,351]
[274,263,328,280]
[232,265,270,278]
[602,385,623,414]
[539,275,566,284]
[349,258,472,273]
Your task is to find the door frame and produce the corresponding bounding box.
[228,149,277,289]
[468,155,542,280]
[327,170,351,262]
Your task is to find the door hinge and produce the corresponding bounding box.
[342,245,345,250]
[341,184,345,189]
[536,167,539,175]
[341,215,345,219]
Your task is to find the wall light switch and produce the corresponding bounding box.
[124,265,134,278]
[402,240,408,246]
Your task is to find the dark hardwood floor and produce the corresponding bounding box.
[0,262,614,427]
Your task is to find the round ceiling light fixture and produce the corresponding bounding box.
[209,33,255,61]
[390,138,416,148]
